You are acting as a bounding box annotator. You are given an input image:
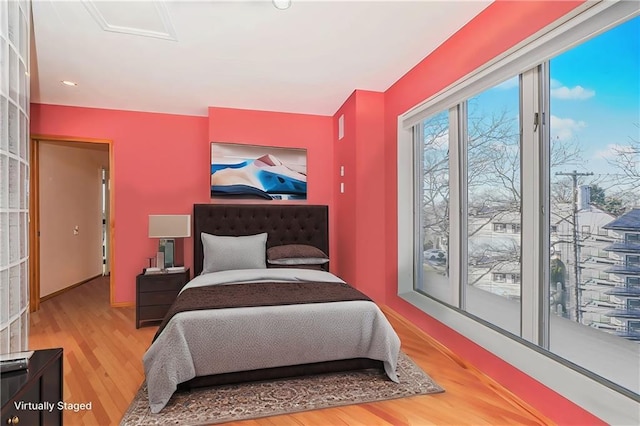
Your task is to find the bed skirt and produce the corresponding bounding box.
[177,358,384,390]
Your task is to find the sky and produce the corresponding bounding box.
[550,15,639,179]
[476,15,639,193]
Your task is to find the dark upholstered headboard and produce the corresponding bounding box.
[193,204,329,276]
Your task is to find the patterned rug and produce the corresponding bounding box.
[120,352,444,425]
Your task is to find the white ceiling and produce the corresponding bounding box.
[31,0,492,117]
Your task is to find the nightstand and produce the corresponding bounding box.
[136,269,190,328]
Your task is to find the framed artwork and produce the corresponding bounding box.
[210,142,307,200]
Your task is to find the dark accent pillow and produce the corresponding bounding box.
[266,263,325,271]
[267,244,329,266]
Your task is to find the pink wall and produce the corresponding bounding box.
[362,1,601,424]
[332,93,357,283]
[31,104,209,304]
[30,104,335,304]
[208,107,335,258]
[354,91,385,300]
[332,91,385,299]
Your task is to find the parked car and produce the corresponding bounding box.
[424,249,446,265]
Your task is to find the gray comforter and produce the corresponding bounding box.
[142,268,401,413]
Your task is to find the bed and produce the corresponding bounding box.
[142,204,401,413]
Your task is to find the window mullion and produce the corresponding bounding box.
[414,125,425,290]
[539,61,551,349]
[450,104,465,308]
[520,66,543,344]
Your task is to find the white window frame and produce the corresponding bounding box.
[397,1,640,424]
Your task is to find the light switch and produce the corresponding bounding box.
[340,182,345,193]
[340,166,344,176]
[338,115,344,140]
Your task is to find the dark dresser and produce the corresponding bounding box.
[1,348,63,426]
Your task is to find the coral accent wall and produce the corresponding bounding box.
[332,93,357,283]
[31,104,209,303]
[332,91,385,300]
[353,91,385,300]
[30,104,335,304]
[207,107,335,258]
[343,1,599,425]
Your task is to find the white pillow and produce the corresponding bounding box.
[201,232,267,274]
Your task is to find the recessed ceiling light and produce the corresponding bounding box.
[61,80,78,87]
[272,0,291,10]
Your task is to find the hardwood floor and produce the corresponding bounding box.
[29,276,553,425]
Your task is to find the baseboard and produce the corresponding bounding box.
[40,274,103,302]
[111,301,134,308]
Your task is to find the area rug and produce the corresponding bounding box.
[120,352,444,425]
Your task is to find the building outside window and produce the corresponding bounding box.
[493,223,507,232]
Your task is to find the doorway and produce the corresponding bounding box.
[29,136,115,312]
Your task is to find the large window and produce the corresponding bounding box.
[403,3,639,423]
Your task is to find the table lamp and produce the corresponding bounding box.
[148,215,191,269]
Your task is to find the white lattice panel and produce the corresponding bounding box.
[0,0,30,354]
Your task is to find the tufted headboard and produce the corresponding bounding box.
[193,204,329,276]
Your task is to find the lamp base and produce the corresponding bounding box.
[159,238,184,269]
[156,251,165,270]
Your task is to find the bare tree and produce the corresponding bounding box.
[551,177,574,205]
[421,112,450,252]
[550,136,582,170]
[607,123,640,188]
[421,104,585,289]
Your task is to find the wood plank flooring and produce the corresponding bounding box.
[28,276,553,425]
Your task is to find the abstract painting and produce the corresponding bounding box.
[210,142,307,200]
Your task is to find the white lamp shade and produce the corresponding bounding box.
[148,215,191,238]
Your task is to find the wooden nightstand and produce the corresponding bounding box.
[136,269,190,328]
